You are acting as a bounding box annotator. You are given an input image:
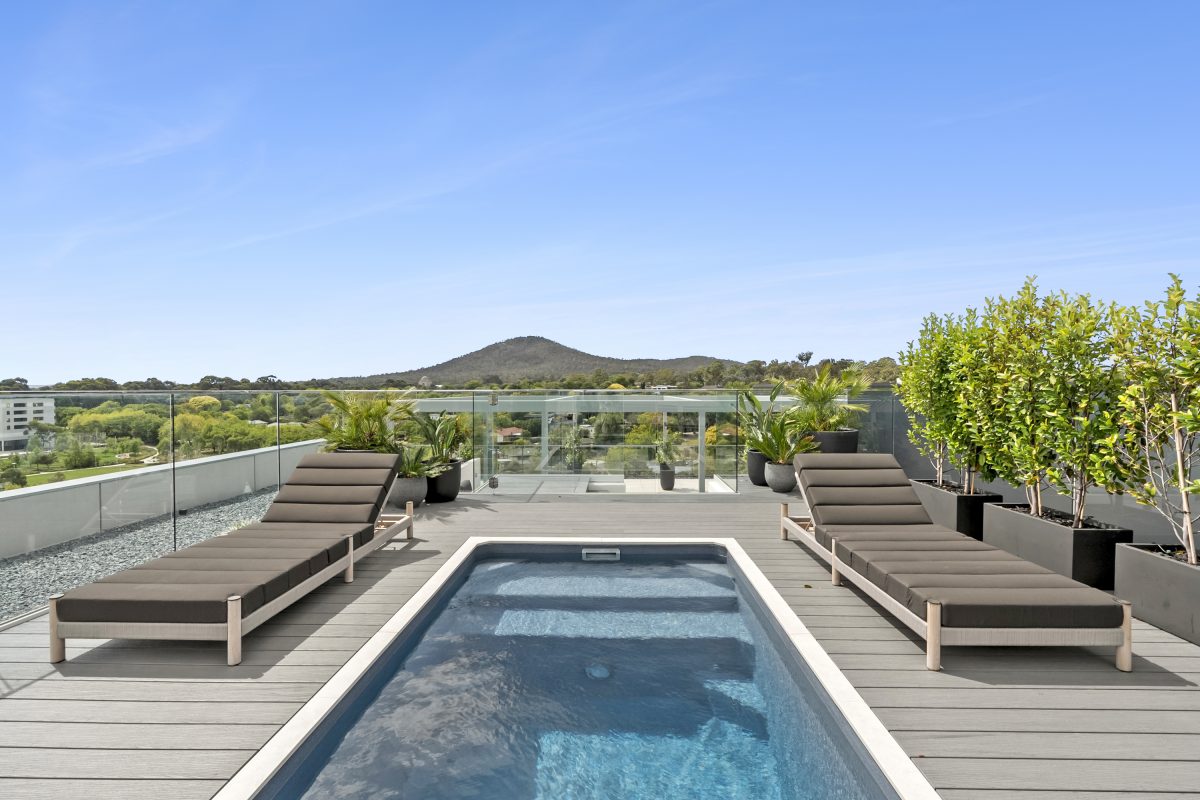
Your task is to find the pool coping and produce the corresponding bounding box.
[213,536,942,800]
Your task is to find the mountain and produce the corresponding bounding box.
[339,337,741,387]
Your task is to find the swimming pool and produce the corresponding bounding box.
[231,539,938,800]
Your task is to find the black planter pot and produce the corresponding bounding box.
[807,429,859,453]
[911,480,1003,540]
[659,464,676,491]
[982,502,1132,589]
[746,449,768,486]
[425,460,462,503]
[1115,544,1200,645]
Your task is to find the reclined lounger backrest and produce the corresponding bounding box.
[262,452,401,525]
[794,453,931,528]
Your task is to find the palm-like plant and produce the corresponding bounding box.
[788,365,871,432]
[412,413,468,465]
[311,390,414,452]
[745,413,817,465]
[396,444,439,478]
[740,383,787,449]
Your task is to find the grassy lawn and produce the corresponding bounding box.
[24,463,143,487]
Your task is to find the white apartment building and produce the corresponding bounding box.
[0,397,55,451]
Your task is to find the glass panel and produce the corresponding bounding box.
[856,386,897,456]
[169,390,290,549]
[0,391,174,622]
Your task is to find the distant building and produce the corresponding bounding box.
[495,426,525,443]
[0,397,55,451]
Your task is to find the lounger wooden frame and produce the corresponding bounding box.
[48,500,415,666]
[780,503,1133,672]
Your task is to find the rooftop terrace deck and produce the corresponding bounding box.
[2,494,1199,799]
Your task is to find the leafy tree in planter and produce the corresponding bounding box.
[1039,291,1129,527]
[897,313,958,485]
[1110,275,1200,564]
[984,279,1055,514]
[949,307,1005,494]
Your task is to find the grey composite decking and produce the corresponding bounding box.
[2,496,1200,799]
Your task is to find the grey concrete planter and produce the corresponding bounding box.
[764,462,797,493]
[389,477,426,508]
[746,449,768,486]
[1115,544,1200,645]
[807,429,858,453]
[911,480,1003,540]
[983,502,1132,589]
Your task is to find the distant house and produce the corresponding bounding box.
[495,426,525,443]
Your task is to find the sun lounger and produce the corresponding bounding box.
[49,452,414,666]
[780,453,1132,671]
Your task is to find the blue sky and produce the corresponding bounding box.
[2,1,1197,384]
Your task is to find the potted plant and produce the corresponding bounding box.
[787,365,870,452]
[391,445,438,508]
[979,281,1132,588]
[745,414,817,493]
[414,412,469,503]
[898,312,1002,538]
[655,432,681,491]
[310,390,414,453]
[739,385,784,486]
[1111,276,1200,642]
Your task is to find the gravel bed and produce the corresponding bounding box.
[0,489,276,623]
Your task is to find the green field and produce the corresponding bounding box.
[24,463,143,487]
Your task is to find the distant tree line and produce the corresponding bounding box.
[1,354,899,394]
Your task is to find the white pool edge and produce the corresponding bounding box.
[214,536,942,800]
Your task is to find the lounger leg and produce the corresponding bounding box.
[226,595,242,667]
[830,538,842,586]
[1117,601,1133,672]
[406,500,414,540]
[343,533,356,583]
[48,594,65,664]
[926,601,942,671]
[780,503,788,540]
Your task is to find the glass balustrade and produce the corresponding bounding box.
[0,385,905,624]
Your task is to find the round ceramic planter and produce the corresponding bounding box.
[764,462,797,493]
[390,477,426,508]
[426,460,462,503]
[746,449,768,486]
[659,464,675,491]
[807,429,859,453]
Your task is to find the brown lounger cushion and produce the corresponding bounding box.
[799,468,913,489]
[850,551,1026,588]
[805,486,923,506]
[814,504,933,527]
[913,586,1125,628]
[881,572,1079,609]
[100,570,291,607]
[57,581,269,624]
[261,452,399,524]
[180,537,348,574]
[133,556,312,595]
[815,526,961,549]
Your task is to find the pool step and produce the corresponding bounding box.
[705,679,768,739]
[455,593,739,613]
[493,609,751,641]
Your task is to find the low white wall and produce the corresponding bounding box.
[0,440,324,559]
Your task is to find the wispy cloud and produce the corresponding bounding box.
[921,92,1053,128]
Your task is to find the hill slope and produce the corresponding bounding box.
[342,336,739,386]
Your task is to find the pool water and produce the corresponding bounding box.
[289,557,892,799]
